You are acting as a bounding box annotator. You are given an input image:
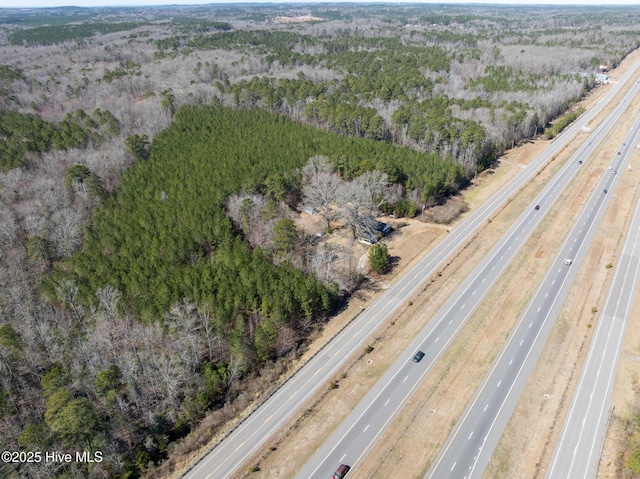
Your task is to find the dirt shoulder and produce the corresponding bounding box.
[181,49,640,479]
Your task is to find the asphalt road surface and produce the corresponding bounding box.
[180,61,640,479]
[425,107,640,479]
[545,123,640,479]
[297,67,640,479]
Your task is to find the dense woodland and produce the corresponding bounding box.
[1,3,640,478]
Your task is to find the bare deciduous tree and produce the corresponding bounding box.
[50,207,83,257]
[354,170,392,215]
[95,285,122,321]
[302,156,343,229]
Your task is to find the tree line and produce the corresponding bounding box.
[0,108,120,172]
[6,105,459,477]
[2,5,640,478]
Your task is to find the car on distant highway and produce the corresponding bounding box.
[332,464,350,479]
[413,351,425,363]
[534,205,540,210]
[603,189,608,194]
[564,258,573,265]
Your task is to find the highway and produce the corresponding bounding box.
[297,69,640,479]
[425,110,640,479]
[545,124,640,479]
[180,61,640,479]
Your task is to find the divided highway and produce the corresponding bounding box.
[546,123,640,479]
[298,68,640,479]
[425,106,640,479]
[181,61,640,479]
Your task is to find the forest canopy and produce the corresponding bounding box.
[2,3,640,478]
[63,105,463,321]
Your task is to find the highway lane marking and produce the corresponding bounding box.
[222,63,640,479]
[403,376,408,382]
[497,380,502,388]
[450,161,624,479]
[529,322,533,328]
[519,339,524,346]
[199,300,400,478]
[340,454,346,462]
[484,404,488,412]
[219,290,420,477]
[363,425,369,433]
[384,399,390,406]
[435,337,440,342]
[468,431,474,440]
[451,462,456,471]
[347,114,635,479]
[552,280,555,284]
[537,307,541,312]
[509,359,513,365]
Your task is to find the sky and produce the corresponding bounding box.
[1,0,640,9]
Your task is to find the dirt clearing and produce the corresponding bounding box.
[223,50,640,479]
